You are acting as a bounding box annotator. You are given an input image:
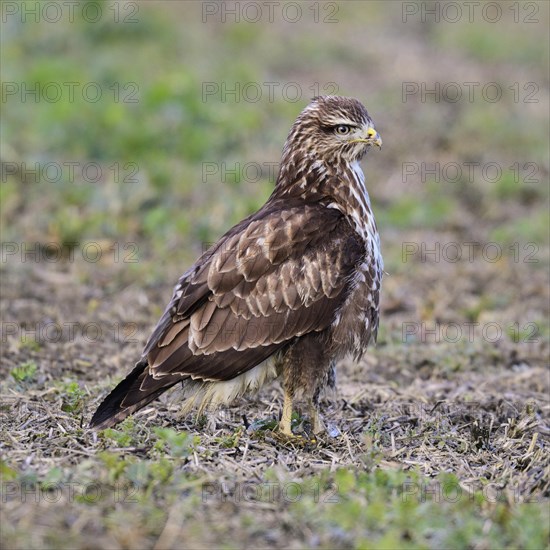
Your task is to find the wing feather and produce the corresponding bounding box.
[141,199,364,385]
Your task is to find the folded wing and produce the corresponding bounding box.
[90,199,364,426]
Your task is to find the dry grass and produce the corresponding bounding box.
[1,259,549,548]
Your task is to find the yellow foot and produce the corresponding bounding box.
[277,393,313,443]
[279,390,294,436]
[278,420,294,437]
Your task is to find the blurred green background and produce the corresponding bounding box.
[2,0,547,290]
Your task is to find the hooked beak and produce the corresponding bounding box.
[349,127,382,149]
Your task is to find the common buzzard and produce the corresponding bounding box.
[90,96,383,435]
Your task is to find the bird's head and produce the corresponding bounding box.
[282,95,382,166]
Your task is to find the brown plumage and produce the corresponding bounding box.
[90,96,383,434]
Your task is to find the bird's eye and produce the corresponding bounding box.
[335,125,351,135]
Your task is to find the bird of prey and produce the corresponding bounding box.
[90,96,383,435]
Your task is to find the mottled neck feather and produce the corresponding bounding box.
[271,148,374,238]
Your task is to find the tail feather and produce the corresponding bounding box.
[89,359,177,430]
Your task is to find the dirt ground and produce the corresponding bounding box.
[1,225,548,547]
